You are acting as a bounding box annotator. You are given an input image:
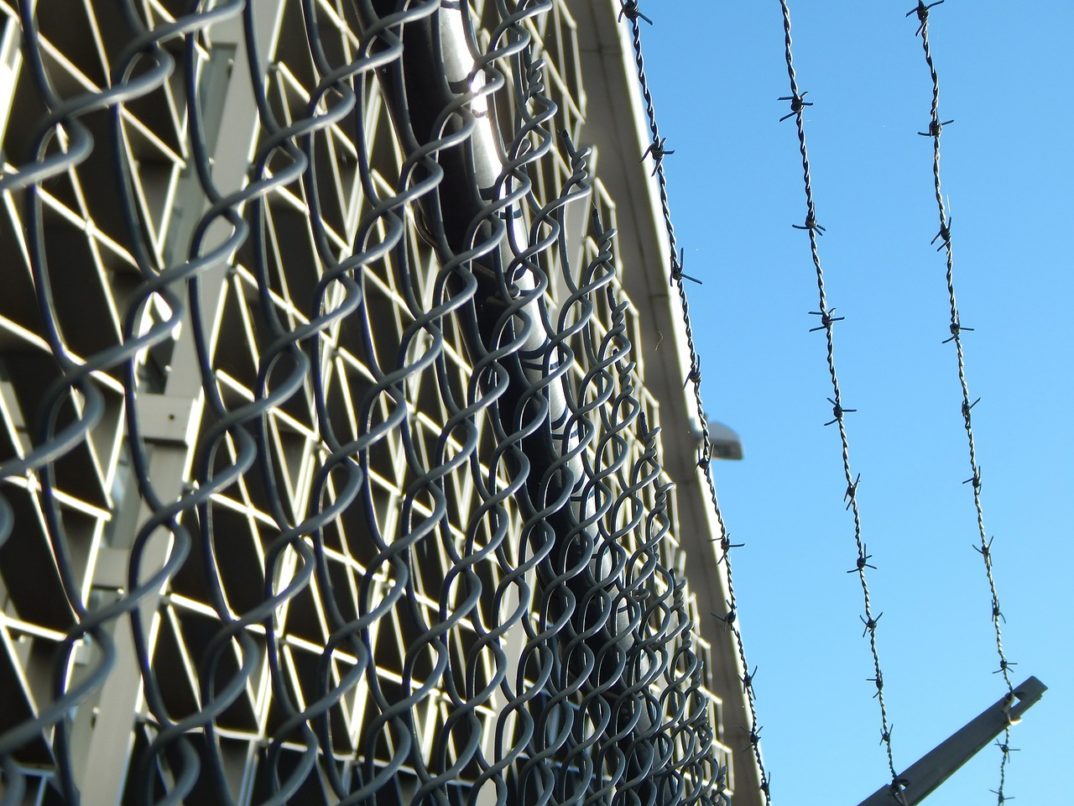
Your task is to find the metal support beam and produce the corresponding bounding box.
[75,6,284,803]
[857,676,1047,806]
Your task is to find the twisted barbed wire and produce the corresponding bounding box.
[774,0,904,797]
[620,3,769,802]
[906,2,1018,802]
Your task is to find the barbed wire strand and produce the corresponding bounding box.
[620,2,771,802]
[774,1,907,799]
[906,3,1017,802]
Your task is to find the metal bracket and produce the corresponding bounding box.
[857,676,1047,805]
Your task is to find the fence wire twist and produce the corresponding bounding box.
[0,0,732,802]
[906,2,1018,802]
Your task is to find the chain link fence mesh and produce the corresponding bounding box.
[0,1,738,802]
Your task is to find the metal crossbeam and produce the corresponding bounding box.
[858,677,1047,806]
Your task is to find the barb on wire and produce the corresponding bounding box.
[672,248,704,285]
[907,0,945,37]
[778,91,812,122]
[777,0,904,795]
[809,307,845,332]
[918,117,954,137]
[641,135,675,176]
[848,543,876,574]
[618,1,653,26]
[943,318,974,343]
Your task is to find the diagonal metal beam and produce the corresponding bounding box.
[857,676,1046,806]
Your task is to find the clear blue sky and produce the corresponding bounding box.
[642,2,1072,803]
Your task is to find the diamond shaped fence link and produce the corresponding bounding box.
[0,1,732,802]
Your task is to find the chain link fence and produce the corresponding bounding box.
[0,1,741,802]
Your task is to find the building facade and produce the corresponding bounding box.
[0,1,761,802]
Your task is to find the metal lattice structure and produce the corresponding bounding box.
[0,1,760,803]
